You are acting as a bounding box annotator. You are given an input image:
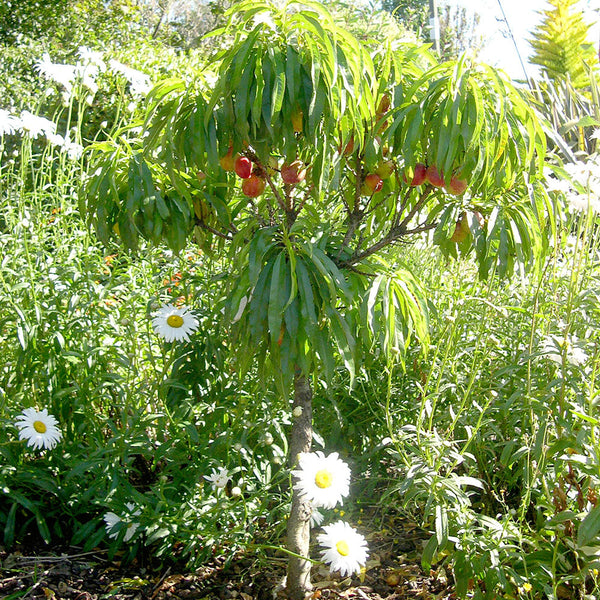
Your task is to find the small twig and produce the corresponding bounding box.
[11,549,107,564]
[403,222,437,235]
[396,188,434,232]
[150,566,171,599]
[194,217,235,240]
[245,196,268,227]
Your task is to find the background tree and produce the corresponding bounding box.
[438,3,483,61]
[83,1,549,596]
[529,0,599,89]
[0,0,140,47]
[380,0,429,36]
[381,0,485,60]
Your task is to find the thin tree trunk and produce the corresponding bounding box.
[285,371,313,599]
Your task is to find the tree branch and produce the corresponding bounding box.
[340,190,438,267]
[194,217,235,240]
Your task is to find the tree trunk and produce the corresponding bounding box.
[285,371,313,599]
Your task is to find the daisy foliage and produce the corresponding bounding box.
[15,407,62,450]
[292,451,350,509]
[151,303,199,343]
[317,520,368,577]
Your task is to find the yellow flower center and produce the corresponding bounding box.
[167,314,184,328]
[336,540,350,556]
[33,420,47,434]
[315,469,333,489]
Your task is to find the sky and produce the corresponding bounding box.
[447,0,600,80]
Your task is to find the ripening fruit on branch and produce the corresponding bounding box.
[375,160,395,179]
[242,174,266,197]
[266,155,279,173]
[361,173,383,195]
[219,147,237,171]
[291,109,303,133]
[450,213,469,243]
[425,165,445,188]
[234,155,253,179]
[446,176,468,195]
[340,136,354,156]
[281,160,307,185]
[193,197,212,221]
[403,163,427,186]
[377,93,391,115]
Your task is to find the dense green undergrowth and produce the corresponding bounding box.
[1,2,600,598]
[2,125,600,597]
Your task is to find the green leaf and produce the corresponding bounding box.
[421,534,439,571]
[435,505,448,549]
[578,505,600,548]
[3,503,17,546]
[268,251,288,346]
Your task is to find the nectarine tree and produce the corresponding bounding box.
[83,2,551,596]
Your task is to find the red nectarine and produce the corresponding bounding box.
[450,213,469,243]
[242,174,266,197]
[234,155,252,179]
[425,165,445,188]
[281,160,306,185]
[361,173,383,195]
[446,176,468,195]
[403,163,427,186]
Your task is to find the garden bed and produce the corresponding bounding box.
[0,515,452,600]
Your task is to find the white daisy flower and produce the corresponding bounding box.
[204,467,230,489]
[566,192,600,214]
[108,60,152,97]
[15,408,62,450]
[292,451,351,509]
[310,507,324,528]
[317,520,368,577]
[35,52,100,99]
[78,46,106,71]
[0,109,21,136]
[47,132,84,160]
[19,111,57,139]
[544,176,570,194]
[35,53,79,93]
[151,304,199,342]
[541,334,588,367]
[103,502,141,542]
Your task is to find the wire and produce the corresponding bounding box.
[496,0,532,85]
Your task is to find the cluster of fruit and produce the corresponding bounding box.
[403,163,467,195]
[219,147,309,198]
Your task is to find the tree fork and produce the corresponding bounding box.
[285,371,314,599]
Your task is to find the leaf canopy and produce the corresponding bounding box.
[82,1,552,387]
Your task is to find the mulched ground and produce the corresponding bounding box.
[0,515,454,600]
